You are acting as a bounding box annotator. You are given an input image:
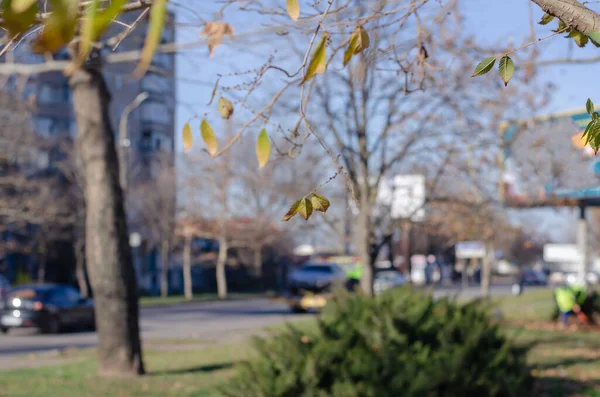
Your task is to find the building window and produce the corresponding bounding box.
[114,74,124,90]
[34,116,72,137]
[141,130,152,152]
[140,102,169,125]
[37,83,70,105]
[141,72,170,94]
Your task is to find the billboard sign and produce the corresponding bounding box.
[543,244,580,263]
[455,241,486,259]
[376,174,425,221]
[501,109,600,206]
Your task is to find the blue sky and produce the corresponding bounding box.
[171,0,600,244]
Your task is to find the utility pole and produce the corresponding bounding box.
[118,92,149,191]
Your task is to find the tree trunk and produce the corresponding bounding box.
[357,201,374,296]
[75,237,88,298]
[253,246,262,277]
[481,242,492,297]
[216,237,228,299]
[160,239,169,298]
[69,55,144,376]
[183,232,193,300]
[37,238,46,284]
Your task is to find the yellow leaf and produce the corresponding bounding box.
[256,128,271,168]
[80,0,128,62]
[2,0,38,38]
[218,97,234,119]
[200,21,234,58]
[297,198,313,220]
[286,0,300,22]
[282,199,302,222]
[355,26,369,54]
[134,0,167,78]
[301,32,328,85]
[182,122,193,153]
[200,119,218,156]
[32,0,78,54]
[310,194,330,213]
[11,0,37,13]
[207,77,220,105]
[343,31,360,66]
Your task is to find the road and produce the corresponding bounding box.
[0,283,545,369]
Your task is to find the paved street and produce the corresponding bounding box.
[0,283,546,369]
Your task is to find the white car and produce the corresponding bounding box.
[374,271,407,295]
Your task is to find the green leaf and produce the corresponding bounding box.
[134,0,167,77]
[2,0,38,38]
[200,119,218,156]
[587,99,594,115]
[80,0,128,62]
[297,198,313,220]
[498,56,514,86]
[555,19,567,33]
[567,29,588,47]
[539,13,554,25]
[182,122,193,153]
[32,0,78,54]
[282,199,301,222]
[594,112,600,121]
[300,32,328,85]
[584,122,594,146]
[256,128,271,168]
[311,194,331,213]
[471,57,496,77]
[589,32,600,47]
[286,0,300,22]
[218,97,234,119]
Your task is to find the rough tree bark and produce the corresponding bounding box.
[253,246,262,277]
[531,0,600,33]
[74,237,88,298]
[216,237,228,299]
[69,52,144,376]
[160,239,169,298]
[36,236,46,284]
[183,232,192,300]
[357,198,374,296]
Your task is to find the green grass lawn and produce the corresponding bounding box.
[139,292,265,307]
[492,288,556,322]
[2,290,599,397]
[0,342,251,397]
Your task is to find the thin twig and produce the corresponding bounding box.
[111,7,150,51]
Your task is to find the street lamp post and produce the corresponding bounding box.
[119,91,149,190]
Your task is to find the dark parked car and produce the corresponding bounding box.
[520,269,547,286]
[0,275,9,300]
[0,284,94,334]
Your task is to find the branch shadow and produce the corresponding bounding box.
[534,376,600,397]
[151,361,234,376]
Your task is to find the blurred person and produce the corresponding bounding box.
[554,284,587,327]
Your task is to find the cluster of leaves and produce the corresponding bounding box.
[222,288,532,397]
[1,0,167,76]
[472,55,514,86]
[182,95,271,168]
[282,193,330,221]
[472,13,600,87]
[287,0,369,85]
[581,98,600,154]
[539,13,600,48]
